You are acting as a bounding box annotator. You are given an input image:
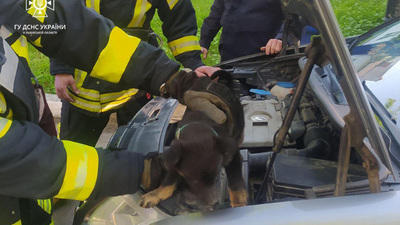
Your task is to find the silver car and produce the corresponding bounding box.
[73,0,400,224]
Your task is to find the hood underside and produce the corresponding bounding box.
[280,0,393,175]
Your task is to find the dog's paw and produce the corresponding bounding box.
[229,189,248,208]
[140,193,161,208]
[230,200,247,208]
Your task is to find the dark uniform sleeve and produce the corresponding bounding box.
[199,0,224,50]
[0,117,143,200]
[156,0,204,70]
[49,58,74,76]
[0,30,144,202]
[4,0,180,96]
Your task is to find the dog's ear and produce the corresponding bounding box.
[210,70,235,91]
[215,136,238,160]
[161,141,182,171]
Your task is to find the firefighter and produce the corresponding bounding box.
[0,0,237,224]
[200,0,285,61]
[51,0,218,146]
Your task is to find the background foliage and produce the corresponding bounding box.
[29,0,388,93]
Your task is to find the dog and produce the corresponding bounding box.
[140,71,247,209]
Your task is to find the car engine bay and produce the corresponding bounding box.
[73,1,400,223]
[134,50,375,215]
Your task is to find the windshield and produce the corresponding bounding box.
[350,19,400,129]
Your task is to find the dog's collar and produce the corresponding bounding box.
[175,122,219,139]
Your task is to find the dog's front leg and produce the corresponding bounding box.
[140,171,181,208]
[225,153,248,207]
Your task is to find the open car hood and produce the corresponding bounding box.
[280,0,394,174]
[73,2,400,224]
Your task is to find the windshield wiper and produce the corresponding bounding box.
[364,83,397,124]
[364,83,400,144]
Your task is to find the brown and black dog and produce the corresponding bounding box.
[140,72,247,209]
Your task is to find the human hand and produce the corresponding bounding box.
[194,66,220,77]
[55,74,79,102]
[201,47,208,60]
[260,39,283,55]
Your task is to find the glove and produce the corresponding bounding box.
[160,70,244,138]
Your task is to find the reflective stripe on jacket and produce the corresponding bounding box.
[50,0,201,114]
[83,0,202,68]
[0,0,158,222]
[69,69,139,113]
[0,36,143,225]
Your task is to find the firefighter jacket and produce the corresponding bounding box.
[50,0,203,115]
[0,0,181,223]
[199,0,285,61]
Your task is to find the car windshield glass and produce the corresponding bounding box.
[350,20,400,129]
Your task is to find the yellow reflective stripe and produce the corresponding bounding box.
[90,27,141,83]
[167,0,179,10]
[37,199,52,214]
[46,199,51,214]
[57,122,61,139]
[94,0,101,13]
[7,110,13,119]
[74,69,87,87]
[0,118,12,138]
[12,220,21,225]
[86,0,101,13]
[100,88,138,103]
[74,69,138,102]
[0,91,14,120]
[70,97,102,113]
[73,70,100,101]
[73,87,99,102]
[127,0,152,28]
[70,89,137,113]
[55,141,99,201]
[101,96,134,112]
[168,36,201,56]
[0,92,7,114]
[10,36,29,64]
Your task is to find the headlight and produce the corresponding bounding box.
[83,193,170,225]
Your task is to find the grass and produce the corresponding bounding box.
[28,45,54,93]
[28,0,389,94]
[330,0,387,37]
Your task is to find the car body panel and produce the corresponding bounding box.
[155,191,400,225]
[108,97,178,155]
[75,1,400,224]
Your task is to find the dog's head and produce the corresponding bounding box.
[161,129,238,206]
